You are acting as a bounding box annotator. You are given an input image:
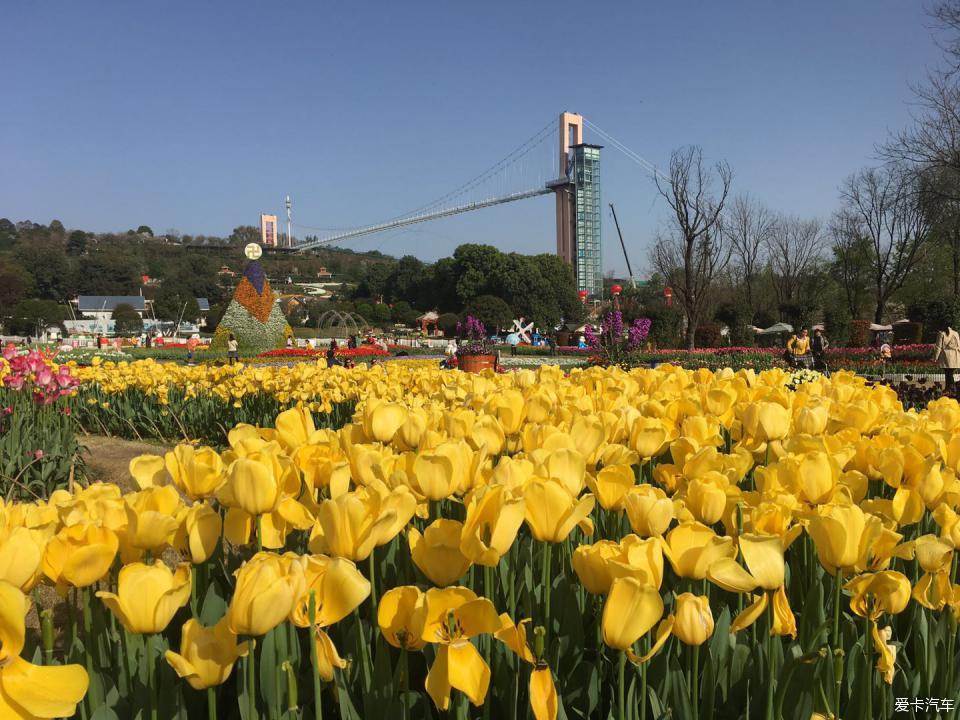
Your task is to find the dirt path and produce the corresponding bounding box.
[80,435,172,492]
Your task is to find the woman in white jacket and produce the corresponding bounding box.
[934,323,960,391]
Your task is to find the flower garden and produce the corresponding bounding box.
[1,343,960,720]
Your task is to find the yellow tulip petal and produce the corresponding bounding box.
[314,629,346,682]
[530,666,558,720]
[706,558,758,594]
[0,581,28,663]
[738,534,785,591]
[446,639,491,706]
[425,643,454,711]
[730,593,768,633]
[602,577,664,651]
[0,656,89,718]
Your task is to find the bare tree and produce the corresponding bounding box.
[765,214,824,314]
[839,165,937,323]
[725,194,774,310]
[829,210,874,319]
[651,146,733,349]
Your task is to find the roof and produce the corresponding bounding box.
[76,296,146,312]
[417,311,439,321]
[196,298,210,312]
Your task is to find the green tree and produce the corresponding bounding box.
[390,301,419,325]
[0,262,34,317]
[19,242,73,300]
[74,253,140,296]
[154,285,200,322]
[136,225,154,237]
[66,230,88,256]
[386,255,426,304]
[465,294,514,332]
[437,312,459,337]
[9,299,67,336]
[112,303,143,335]
[371,303,391,324]
[452,244,505,303]
[228,226,260,245]
[355,302,374,319]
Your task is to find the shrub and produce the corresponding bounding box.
[848,320,871,347]
[644,305,684,348]
[823,305,851,347]
[893,321,923,344]
[694,323,724,348]
[437,313,459,337]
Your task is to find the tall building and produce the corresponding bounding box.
[260,214,278,247]
[552,112,602,297]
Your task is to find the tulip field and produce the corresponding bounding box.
[3,353,960,719]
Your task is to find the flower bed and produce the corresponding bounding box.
[0,367,956,718]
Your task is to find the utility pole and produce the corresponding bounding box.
[608,203,636,288]
[286,195,292,248]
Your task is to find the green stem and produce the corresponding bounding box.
[766,596,775,720]
[507,552,518,720]
[247,637,258,720]
[542,542,553,637]
[207,687,217,720]
[82,588,98,714]
[369,550,378,631]
[618,650,627,720]
[864,614,873,720]
[483,563,494,720]
[309,592,323,720]
[146,633,158,720]
[832,571,843,718]
[832,570,843,647]
[400,648,409,720]
[354,607,372,691]
[641,634,648,720]
[692,642,700,720]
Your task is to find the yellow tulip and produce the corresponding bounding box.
[629,417,670,459]
[683,474,729,525]
[362,401,408,443]
[0,527,45,592]
[97,560,192,634]
[180,502,222,564]
[290,554,369,674]
[274,406,318,452]
[806,503,873,575]
[708,533,786,592]
[410,451,458,501]
[129,454,167,489]
[225,497,314,550]
[601,577,664,651]
[585,464,635,512]
[164,444,225,500]
[378,585,427,650]
[623,485,674,537]
[460,485,526,566]
[913,534,953,573]
[165,618,249,690]
[419,587,500,710]
[523,479,595,544]
[42,523,119,592]
[220,444,299,516]
[844,571,911,619]
[122,486,185,555]
[494,616,558,720]
[0,580,89,718]
[662,522,736,580]
[744,401,790,442]
[410,520,473,587]
[227,552,307,636]
[674,593,714,646]
[308,492,398,561]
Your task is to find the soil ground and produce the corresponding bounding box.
[80,434,172,493]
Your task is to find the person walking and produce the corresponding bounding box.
[326,339,338,367]
[934,322,960,392]
[786,328,812,369]
[811,328,830,374]
[227,334,239,365]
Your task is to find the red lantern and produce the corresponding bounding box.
[578,290,588,302]
[663,287,673,307]
[611,284,623,296]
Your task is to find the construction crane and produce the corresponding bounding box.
[608,203,636,288]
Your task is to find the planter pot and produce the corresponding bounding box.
[459,353,497,373]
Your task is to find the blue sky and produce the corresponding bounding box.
[0,1,944,275]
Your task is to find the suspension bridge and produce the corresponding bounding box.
[284,112,660,296]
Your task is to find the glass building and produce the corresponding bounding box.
[572,144,603,297]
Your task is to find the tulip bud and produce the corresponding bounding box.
[673,593,714,646]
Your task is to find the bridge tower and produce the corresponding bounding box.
[552,112,603,297]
